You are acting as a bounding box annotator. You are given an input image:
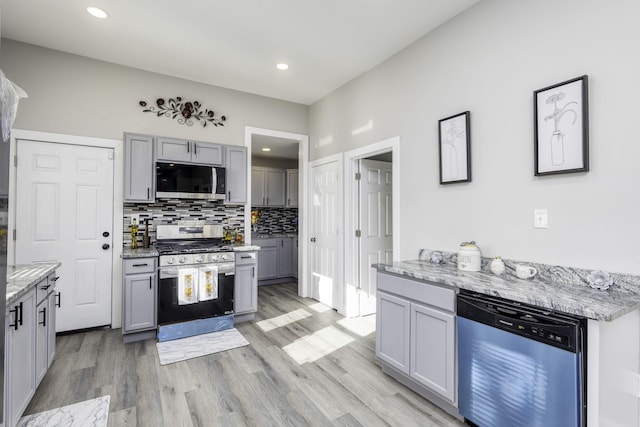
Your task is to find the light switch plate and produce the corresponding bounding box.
[534,209,548,229]
[130,214,140,225]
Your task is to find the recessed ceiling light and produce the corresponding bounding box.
[276,63,289,71]
[262,148,271,152]
[87,7,109,19]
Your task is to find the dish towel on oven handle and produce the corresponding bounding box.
[198,265,219,301]
[178,268,199,305]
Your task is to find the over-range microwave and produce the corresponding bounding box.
[156,162,226,200]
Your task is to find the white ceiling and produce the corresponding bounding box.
[251,134,300,160]
[1,0,480,105]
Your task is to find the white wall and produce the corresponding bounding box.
[309,0,640,274]
[0,39,308,144]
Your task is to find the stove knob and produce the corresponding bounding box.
[178,256,187,264]
[210,254,220,262]
[195,255,204,263]
[166,257,175,264]
[222,253,232,261]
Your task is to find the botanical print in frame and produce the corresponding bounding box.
[534,75,589,175]
[439,111,471,184]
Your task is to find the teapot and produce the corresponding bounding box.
[457,241,481,272]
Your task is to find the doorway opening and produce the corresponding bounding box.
[344,136,400,317]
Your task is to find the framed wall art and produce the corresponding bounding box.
[534,75,589,176]
[438,111,471,184]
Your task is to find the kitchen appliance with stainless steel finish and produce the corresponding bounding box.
[457,290,586,427]
[156,223,234,327]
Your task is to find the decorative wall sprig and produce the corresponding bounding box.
[139,97,227,127]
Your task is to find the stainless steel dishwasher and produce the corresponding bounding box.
[457,291,587,427]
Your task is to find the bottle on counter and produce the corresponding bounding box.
[130,219,139,249]
[490,256,505,275]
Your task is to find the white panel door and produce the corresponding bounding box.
[16,140,114,332]
[358,159,393,316]
[310,159,341,309]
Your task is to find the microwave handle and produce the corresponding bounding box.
[212,167,217,195]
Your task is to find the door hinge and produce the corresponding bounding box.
[355,229,361,238]
[13,229,16,241]
[355,172,361,180]
[14,155,17,167]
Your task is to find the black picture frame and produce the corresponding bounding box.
[534,75,589,176]
[438,111,471,184]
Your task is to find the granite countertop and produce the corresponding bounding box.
[252,233,298,239]
[232,245,261,251]
[7,262,61,305]
[375,259,640,322]
[122,246,159,259]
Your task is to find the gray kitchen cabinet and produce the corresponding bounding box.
[251,167,286,206]
[286,169,299,207]
[124,133,155,202]
[35,275,57,387]
[278,237,294,277]
[235,251,258,322]
[122,257,157,342]
[376,271,457,410]
[225,145,247,204]
[6,287,36,427]
[292,237,298,279]
[257,239,279,280]
[156,137,223,165]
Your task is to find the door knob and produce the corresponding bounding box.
[102,243,110,250]
[310,237,316,242]
[103,231,110,237]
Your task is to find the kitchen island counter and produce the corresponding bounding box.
[7,262,61,305]
[374,259,640,321]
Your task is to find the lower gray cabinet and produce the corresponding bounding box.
[122,258,157,340]
[235,251,258,321]
[257,237,296,283]
[6,287,37,427]
[278,238,293,277]
[376,271,457,410]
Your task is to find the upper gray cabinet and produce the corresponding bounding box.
[124,133,155,202]
[225,145,247,204]
[252,167,286,206]
[286,169,299,207]
[156,137,223,165]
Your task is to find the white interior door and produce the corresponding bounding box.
[309,158,342,309]
[358,159,393,316]
[15,140,114,332]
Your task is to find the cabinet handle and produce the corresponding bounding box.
[228,191,231,200]
[18,301,24,326]
[132,263,149,267]
[194,144,197,155]
[41,284,51,291]
[149,277,152,289]
[266,197,269,205]
[187,143,190,153]
[288,198,290,205]
[252,267,255,278]
[39,307,47,327]
[51,276,60,282]
[241,255,252,259]
[56,292,61,308]
[9,305,19,330]
[147,187,150,199]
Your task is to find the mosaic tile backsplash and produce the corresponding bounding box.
[251,207,298,235]
[123,199,244,246]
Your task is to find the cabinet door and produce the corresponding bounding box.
[6,288,36,427]
[265,169,286,206]
[286,169,299,207]
[225,145,247,204]
[410,302,456,402]
[235,263,257,314]
[35,298,48,386]
[192,141,224,165]
[156,137,191,162]
[258,240,279,280]
[123,272,157,332]
[376,291,410,374]
[124,133,154,202]
[47,290,57,367]
[251,167,266,206]
[278,238,294,277]
[292,238,298,278]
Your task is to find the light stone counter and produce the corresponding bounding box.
[375,255,640,321]
[7,262,61,305]
[122,246,159,259]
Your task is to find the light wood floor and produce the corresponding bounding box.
[25,282,465,427]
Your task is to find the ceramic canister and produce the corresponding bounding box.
[457,241,481,272]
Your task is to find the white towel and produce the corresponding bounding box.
[178,268,199,305]
[198,265,219,301]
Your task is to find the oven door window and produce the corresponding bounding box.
[158,265,234,325]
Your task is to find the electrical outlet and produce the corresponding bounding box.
[534,209,548,229]
[130,214,140,225]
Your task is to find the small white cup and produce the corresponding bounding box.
[515,264,537,279]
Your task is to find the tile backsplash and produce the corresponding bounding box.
[251,207,298,234]
[123,198,244,246]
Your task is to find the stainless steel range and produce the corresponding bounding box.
[156,223,235,329]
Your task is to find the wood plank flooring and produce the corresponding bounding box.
[24,282,465,427]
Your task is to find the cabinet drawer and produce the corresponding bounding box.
[236,252,257,265]
[377,272,455,312]
[124,258,157,274]
[35,278,53,305]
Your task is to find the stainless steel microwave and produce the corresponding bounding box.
[156,162,226,200]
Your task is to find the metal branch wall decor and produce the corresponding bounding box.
[139,97,227,127]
